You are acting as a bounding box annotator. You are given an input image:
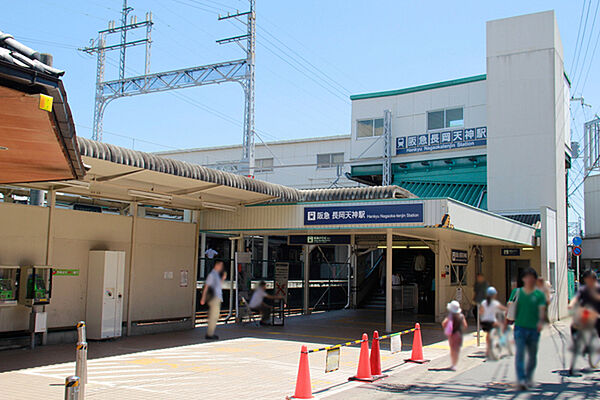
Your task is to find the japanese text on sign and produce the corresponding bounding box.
[304,203,423,225]
[396,127,487,155]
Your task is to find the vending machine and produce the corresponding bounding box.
[86,251,125,340]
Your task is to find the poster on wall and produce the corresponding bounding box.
[180,270,188,287]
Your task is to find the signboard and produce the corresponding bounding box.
[180,270,188,287]
[573,236,583,246]
[325,347,340,373]
[573,246,582,257]
[451,249,468,264]
[390,334,402,354]
[501,248,521,257]
[274,262,289,302]
[289,235,351,245]
[396,127,487,155]
[304,203,423,226]
[52,268,79,277]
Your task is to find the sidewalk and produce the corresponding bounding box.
[324,320,600,399]
[0,310,460,399]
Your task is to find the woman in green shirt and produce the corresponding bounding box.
[508,267,546,390]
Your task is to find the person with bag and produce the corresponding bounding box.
[442,300,468,371]
[200,261,226,340]
[507,268,546,390]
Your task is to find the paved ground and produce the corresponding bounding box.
[0,310,457,399]
[326,321,600,399]
[4,310,592,399]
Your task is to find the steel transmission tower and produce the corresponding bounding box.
[81,0,256,176]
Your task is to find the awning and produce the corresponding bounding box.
[395,181,487,209]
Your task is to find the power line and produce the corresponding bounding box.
[572,0,593,86]
[574,0,600,92]
[571,0,589,71]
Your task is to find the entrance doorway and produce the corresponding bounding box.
[505,259,530,300]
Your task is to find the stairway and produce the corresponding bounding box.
[362,290,386,309]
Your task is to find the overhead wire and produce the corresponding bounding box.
[573,0,600,93]
[572,0,593,85]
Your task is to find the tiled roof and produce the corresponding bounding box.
[78,137,415,203]
[0,31,64,76]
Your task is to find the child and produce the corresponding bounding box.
[479,286,506,358]
[442,300,468,370]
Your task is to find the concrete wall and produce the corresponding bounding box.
[486,10,569,318]
[350,80,487,164]
[158,136,355,189]
[0,202,197,334]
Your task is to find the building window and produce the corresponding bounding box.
[255,158,274,173]
[427,108,464,131]
[317,152,344,168]
[450,264,467,286]
[357,118,384,138]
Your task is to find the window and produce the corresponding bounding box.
[450,264,467,286]
[317,153,344,168]
[255,158,274,173]
[427,107,464,130]
[357,118,384,138]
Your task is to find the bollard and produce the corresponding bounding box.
[76,321,86,343]
[75,341,88,398]
[64,376,80,400]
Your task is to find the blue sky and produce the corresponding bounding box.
[2,0,597,227]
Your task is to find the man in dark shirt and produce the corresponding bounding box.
[473,273,488,319]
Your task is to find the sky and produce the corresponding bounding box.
[2,0,598,230]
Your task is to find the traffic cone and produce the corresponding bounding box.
[289,345,313,399]
[370,331,387,378]
[406,323,428,363]
[349,333,377,382]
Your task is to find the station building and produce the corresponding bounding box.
[0,10,572,345]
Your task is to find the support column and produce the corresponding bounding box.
[303,245,310,314]
[126,202,138,336]
[191,211,200,325]
[386,229,393,332]
[200,232,206,279]
[43,190,56,345]
[350,234,357,308]
[262,236,269,278]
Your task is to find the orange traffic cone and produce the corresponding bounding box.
[289,345,313,399]
[370,330,387,378]
[406,323,428,363]
[349,333,377,382]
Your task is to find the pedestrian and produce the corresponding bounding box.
[508,267,546,390]
[472,273,488,319]
[200,260,226,340]
[442,300,468,371]
[205,245,218,271]
[479,286,506,358]
[249,281,283,325]
[569,270,600,338]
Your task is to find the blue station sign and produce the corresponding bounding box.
[396,127,487,155]
[304,203,424,225]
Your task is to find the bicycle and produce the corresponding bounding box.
[569,307,600,374]
[488,315,515,361]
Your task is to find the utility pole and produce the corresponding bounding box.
[81,0,256,178]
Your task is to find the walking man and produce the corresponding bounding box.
[508,267,546,390]
[201,260,226,340]
[472,273,488,319]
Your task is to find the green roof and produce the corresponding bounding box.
[396,181,487,209]
[350,74,487,101]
